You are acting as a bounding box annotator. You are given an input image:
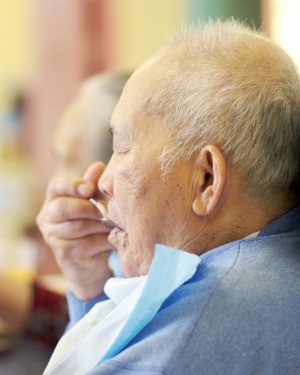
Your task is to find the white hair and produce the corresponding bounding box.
[142,20,300,199]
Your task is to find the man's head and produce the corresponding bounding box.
[99,20,300,277]
[136,21,300,198]
[52,72,129,176]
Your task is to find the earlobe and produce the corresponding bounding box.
[192,145,226,216]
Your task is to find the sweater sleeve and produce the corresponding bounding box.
[65,290,108,331]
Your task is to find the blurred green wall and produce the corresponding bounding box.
[189,0,261,28]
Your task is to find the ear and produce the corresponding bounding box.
[192,145,226,216]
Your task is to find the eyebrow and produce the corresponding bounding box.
[108,126,113,136]
[108,125,123,139]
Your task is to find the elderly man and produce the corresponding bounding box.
[37,20,300,374]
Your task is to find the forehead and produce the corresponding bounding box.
[111,50,171,137]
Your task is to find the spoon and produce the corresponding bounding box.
[89,198,115,229]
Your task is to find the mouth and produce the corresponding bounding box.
[108,225,128,252]
[106,214,126,247]
[107,215,124,232]
[89,198,123,231]
[100,217,115,229]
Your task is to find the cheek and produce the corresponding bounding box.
[115,163,154,206]
[129,190,169,250]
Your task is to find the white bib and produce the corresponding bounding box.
[43,244,200,375]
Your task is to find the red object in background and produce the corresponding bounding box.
[23,0,115,196]
[26,282,68,348]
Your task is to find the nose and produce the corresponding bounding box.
[98,160,113,198]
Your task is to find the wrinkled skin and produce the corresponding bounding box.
[36,162,112,300]
[37,51,226,300]
[98,116,197,278]
[37,39,292,304]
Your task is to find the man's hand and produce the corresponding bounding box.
[36,162,112,300]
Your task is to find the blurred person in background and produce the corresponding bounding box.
[52,72,129,175]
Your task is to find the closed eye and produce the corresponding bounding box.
[114,148,131,155]
[108,127,113,137]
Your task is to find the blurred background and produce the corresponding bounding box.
[0,0,299,373]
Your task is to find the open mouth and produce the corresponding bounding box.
[89,198,122,230]
[107,216,124,232]
[100,217,115,229]
[108,225,126,246]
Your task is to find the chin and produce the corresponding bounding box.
[121,256,151,278]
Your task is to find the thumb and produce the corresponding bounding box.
[83,161,106,200]
[83,161,106,183]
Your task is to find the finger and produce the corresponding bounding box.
[45,176,96,202]
[45,196,105,222]
[70,247,111,268]
[83,162,106,184]
[45,196,109,223]
[46,219,110,239]
[52,234,112,263]
[83,162,106,200]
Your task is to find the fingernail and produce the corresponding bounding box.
[77,182,93,196]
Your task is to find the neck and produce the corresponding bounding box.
[213,192,295,250]
[182,192,295,257]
